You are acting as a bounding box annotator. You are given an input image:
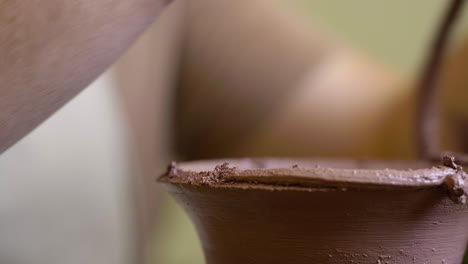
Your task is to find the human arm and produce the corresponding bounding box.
[0,0,170,153]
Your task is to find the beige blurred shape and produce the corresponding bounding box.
[112,1,183,260]
[175,0,403,160]
[440,38,468,153]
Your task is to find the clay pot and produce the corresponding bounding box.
[159,158,468,264]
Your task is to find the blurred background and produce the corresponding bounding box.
[2,0,468,263]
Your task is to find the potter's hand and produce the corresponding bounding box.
[0,0,171,154]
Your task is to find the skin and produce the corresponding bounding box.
[0,0,171,154]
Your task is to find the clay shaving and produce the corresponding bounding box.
[442,155,467,204]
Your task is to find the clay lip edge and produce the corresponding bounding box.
[157,158,459,191]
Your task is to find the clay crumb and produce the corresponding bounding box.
[442,155,463,171]
[213,162,236,180]
[441,155,467,204]
[443,172,467,204]
[197,163,237,185]
[167,161,178,178]
[292,163,299,168]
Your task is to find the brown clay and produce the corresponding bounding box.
[159,158,468,264]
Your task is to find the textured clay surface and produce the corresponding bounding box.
[159,158,468,264]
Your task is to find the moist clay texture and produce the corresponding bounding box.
[159,158,468,264]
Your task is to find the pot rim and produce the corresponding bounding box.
[158,157,462,191]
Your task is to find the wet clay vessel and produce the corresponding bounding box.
[159,158,468,264]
